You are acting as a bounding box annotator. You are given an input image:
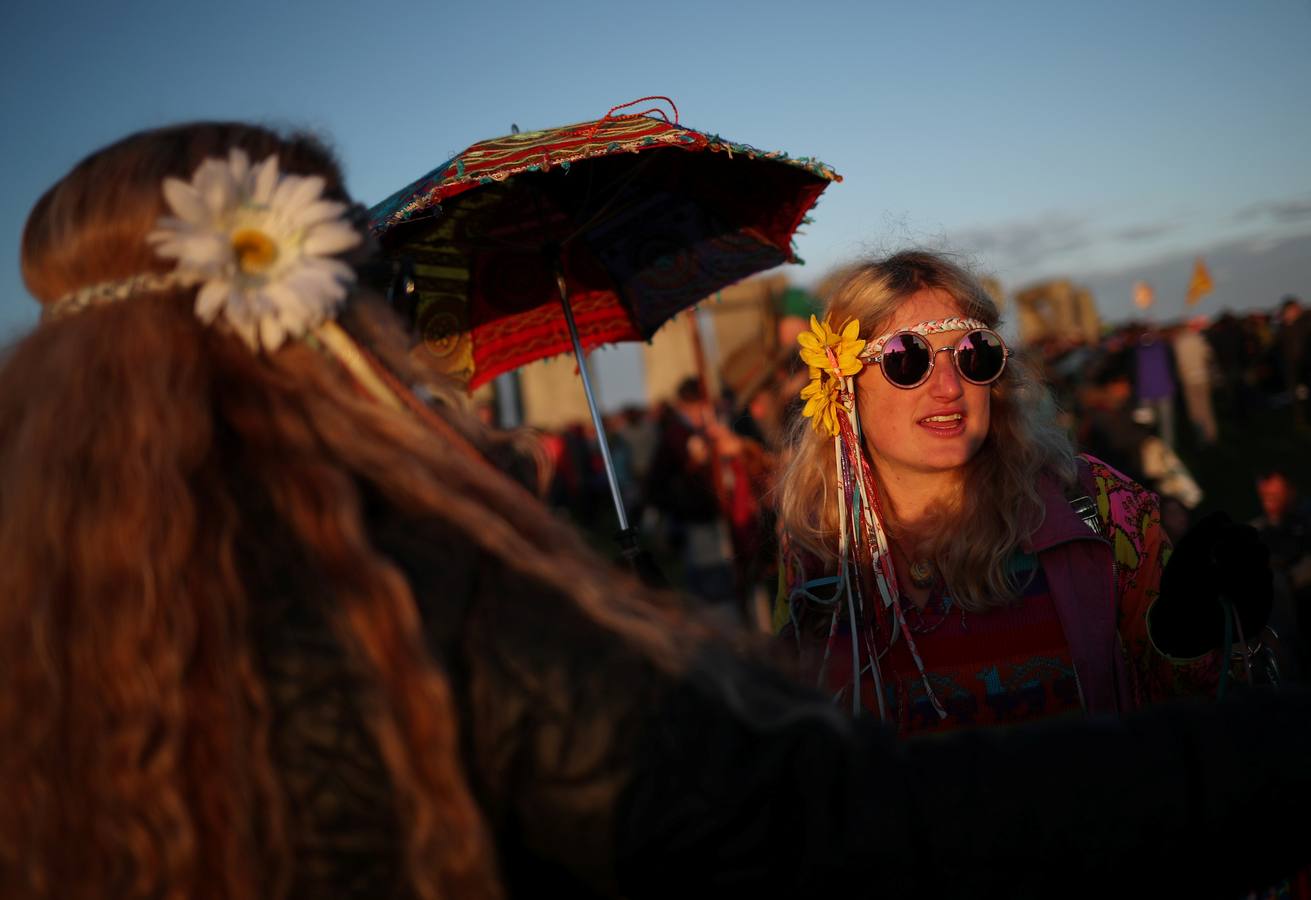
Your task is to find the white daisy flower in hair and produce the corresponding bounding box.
[148,148,361,352]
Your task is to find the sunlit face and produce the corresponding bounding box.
[1257,474,1293,523]
[856,288,993,485]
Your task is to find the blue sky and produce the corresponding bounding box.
[3,0,1309,359]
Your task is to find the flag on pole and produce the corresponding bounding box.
[1186,257,1213,305]
[1133,280,1155,311]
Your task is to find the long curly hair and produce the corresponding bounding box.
[1,123,699,900]
[777,250,1077,611]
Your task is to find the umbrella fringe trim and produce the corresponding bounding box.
[372,124,841,231]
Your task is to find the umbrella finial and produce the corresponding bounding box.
[511,123,520,135]
[601,96,679,125]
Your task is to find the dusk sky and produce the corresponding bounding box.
[3,0,1308,406]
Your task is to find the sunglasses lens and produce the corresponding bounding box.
[956,330,1007,383]
[880,333,933,387]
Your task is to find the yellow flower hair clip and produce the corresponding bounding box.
[797,315,865,436]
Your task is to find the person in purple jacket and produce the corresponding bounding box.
[1134,324,1179,448]
[776,251,1264,733]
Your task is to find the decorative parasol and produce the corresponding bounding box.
[369,98,841,536]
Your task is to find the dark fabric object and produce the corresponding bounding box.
[1152,511,1274,658]
[617,527,671,588]
[369,496,660,896]
[1277,315,1311,388]
[1252,501,1311,572]
[618,661,1311,899]
[239,484,406,900]
[1252,503,1311,677]
[644,407,720,523]
[1134,337,1177,400]
[382,503,1311,898]
[248,478,1310,897]
[253,596,406,900]
[1078,406,1151,486]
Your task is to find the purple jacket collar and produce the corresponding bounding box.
[1025,469,1103,553]
[1024,467,1130,715]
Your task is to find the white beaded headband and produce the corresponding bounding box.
[858,316,989,360]
[46,271,198,321]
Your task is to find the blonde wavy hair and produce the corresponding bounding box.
[1,123,701,900]
[777,250,1077,611]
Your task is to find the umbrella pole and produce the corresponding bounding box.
[553,268,631,534]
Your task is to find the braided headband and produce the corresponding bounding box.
[46,271,198,321]
[859,316,988,359]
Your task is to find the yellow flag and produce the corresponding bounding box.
[1133,280,1155,310]
[1186,257,1213,305]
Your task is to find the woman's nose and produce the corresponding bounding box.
[927,347,963,398]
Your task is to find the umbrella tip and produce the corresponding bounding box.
[511,123,520,134]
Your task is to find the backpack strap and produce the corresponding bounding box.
[1068,456,1106,536]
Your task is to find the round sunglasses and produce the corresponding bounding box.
[867,328,1012,389]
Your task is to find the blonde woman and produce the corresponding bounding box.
[777,250,1268,731]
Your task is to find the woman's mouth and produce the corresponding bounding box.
[918,412,965,435]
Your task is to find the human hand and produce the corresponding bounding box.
[686,434,710,466]
[704,420,743,458]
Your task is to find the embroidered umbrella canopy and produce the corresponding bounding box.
[369,99,840,533]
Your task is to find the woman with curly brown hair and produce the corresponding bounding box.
[3,120,694,900]
[3,122,1309,900]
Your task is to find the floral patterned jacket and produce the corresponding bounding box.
[1031,454,1222,713]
